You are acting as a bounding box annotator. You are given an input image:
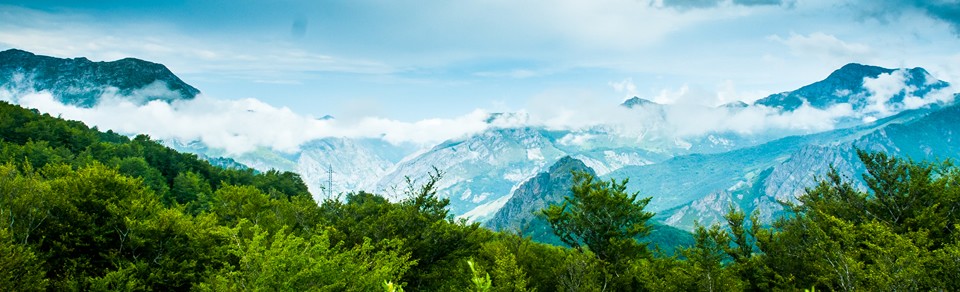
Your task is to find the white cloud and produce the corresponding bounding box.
[2,85,494,155]
[0,1,775,79]
[643,81,769,106]
[861,69,957,117]
[609,78,639,99]
[0,6,393,78]
[2,1,958,126]
[1,58,954,157]
[558,133,598,146]
[521,87,855,139]
[769,32,872,60]
[657,102,853,136]
[861,69,912,116]
[650,85,714,105]
[716,80,773,105]
[521,70,955,142]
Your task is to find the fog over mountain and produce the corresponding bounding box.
[3,49,954,156]
[1,49,957,227]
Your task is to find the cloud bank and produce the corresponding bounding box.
[1,85,492,154]
[1,68,954,155]
[769,32,872,60]
[521,69,956,142]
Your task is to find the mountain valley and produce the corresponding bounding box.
[2,48,957,232]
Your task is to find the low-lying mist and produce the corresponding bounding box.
[1,68,954,155]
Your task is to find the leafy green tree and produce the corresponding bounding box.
[115,156,169,196]
[857,150,959,243]
[540,171,654,288]
[477,240,533,292]
[478,231,568,292]
[757,151,960,291]
[210,184,281,229]
[31,163,227,290]
[468,258,493,292]
[252,170,311,199]
[682,223,742,292]
[320,170,490,290]
[930,224,960,289]
[201,222,411,291]
[0,227,47,291]
[171,171,213,211]
[628,255,692,292]
[0,163,58,245]
[554,249,603,292]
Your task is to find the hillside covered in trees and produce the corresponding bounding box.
[2,99,960,291]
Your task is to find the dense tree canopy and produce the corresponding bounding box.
[2,99,960,291]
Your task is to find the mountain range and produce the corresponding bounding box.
[0,49,198,107]
[754,63,948,113]
[1,48,957,233]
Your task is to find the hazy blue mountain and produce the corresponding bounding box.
[614,97,793,156]
[719,101,749,109]
[296,137,416,201]
[754,63,948,112]
[207,62,949,225]
[166,137,416,202]
[202,155,250,171]
[486,156,693,254]
[164,139,300,172]
[611,100,960,231]
[155,139,252,171]
[621,96,660,108]
[375,127,668,221]
[376,127,569,219]
[0,49,199,106]
[485,156,595,234]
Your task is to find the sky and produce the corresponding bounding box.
[0,0,959,152]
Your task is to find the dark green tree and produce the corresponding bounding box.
[682,223,742,292]
[540,171,654,289]
[319,169,490,290]
[0,227,47,291]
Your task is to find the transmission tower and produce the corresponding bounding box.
[326,164,334,198]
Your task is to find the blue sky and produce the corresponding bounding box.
[0,0,959,122]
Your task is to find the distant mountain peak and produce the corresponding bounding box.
[0,48,200,107]
[548,155,590,175]
[719,101,749,109]
[622,96,659,108]
[1,48,34,58]
[484,112,507,124]
[485,156,595,232]
[753,63,949,112]
[833,63,890,76]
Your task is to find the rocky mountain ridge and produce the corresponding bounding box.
[0,49,198,106]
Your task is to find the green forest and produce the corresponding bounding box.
[2,99,959,291]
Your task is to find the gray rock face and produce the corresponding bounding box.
[0,49,199,106]
[651,102,960,230]
[762,145,863,203]
[296,137,412,202]
[485,156,595,233]
[376,127,568,219]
